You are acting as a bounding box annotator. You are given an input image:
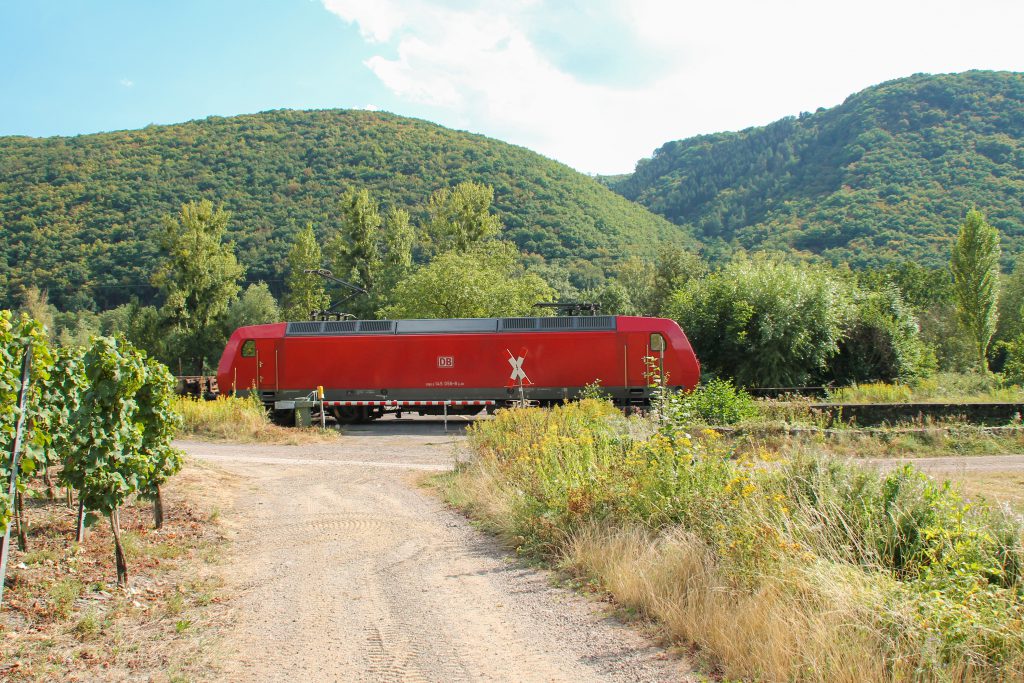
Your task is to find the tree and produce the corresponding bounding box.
[223,282,281,333]
[17,287,54,335]
[284,224,330,320]
[330,190,382,290]
[651,245,706,315]
[528,261,582,302]
[996,257,1024,344]
[379,243,554,319]
[950,208,1001,372]
[582,281,636,315]
[858,262,953,312]
[668,256,847,387]
[374,208,415,313]
[424,181,501,255]
[614,258,656,315]
[328,189,382,318]
[379,208,414,286]
[152,201,244,373]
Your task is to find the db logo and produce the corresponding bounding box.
[437,355,455,368]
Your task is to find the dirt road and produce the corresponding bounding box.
[182,422,693,682]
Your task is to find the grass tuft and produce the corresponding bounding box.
[48,578,84,620]
[72,611,101,640]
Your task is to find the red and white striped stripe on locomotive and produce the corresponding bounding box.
[216,315,700,422]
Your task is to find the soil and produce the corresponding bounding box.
[179,419,695,682]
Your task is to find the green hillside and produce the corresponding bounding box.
[0,110,689,310]
[609,71,1024,268]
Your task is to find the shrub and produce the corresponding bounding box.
[680,379,759,425]
[668,256,847,387]
[825,285,935,384]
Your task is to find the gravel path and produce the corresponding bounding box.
[181,428,693,682]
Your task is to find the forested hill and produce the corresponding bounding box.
[608,71,1024,268]
[0,110,689,310]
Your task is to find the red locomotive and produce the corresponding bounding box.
[216,315,700,422]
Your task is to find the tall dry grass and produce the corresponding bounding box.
[174,395,337,443]
[565,525,903,682]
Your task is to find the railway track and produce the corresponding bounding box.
[785,402,1024,427]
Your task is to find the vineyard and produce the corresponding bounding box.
[0,310,183,594]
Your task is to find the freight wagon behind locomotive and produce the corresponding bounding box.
[216,315,700,423]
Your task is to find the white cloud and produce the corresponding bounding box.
[320,0,408,42]
[120,78,134,88]
[323,0,1024,174]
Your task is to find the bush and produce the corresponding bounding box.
[825,285,935,384]
[829,373,1023,403]
[668,256,847,387]
[680,379,759,425]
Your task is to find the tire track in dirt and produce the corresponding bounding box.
[185,434,694,682]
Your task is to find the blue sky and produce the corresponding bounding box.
[2,0,1023,174]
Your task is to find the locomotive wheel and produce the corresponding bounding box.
[331,405,364,424]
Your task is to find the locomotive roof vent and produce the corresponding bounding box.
[286,321,324,335]
[324,320,358,333]
[499,317,538,330]
[357,320,396,333]
[539,316,574,330]
[576,315,615,329]
[286,316,618,336]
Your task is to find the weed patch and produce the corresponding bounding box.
[175,395,338,443]
[442,400,1024,681]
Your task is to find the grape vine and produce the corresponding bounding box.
[1,312,185,588]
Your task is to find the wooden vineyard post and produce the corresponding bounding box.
[0,342,32,610]
[153,484,164,530]
[42,467,55,500]
[110,508,128,586]
[15,492,26,551]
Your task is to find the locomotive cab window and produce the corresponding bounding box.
[241,340,256,357]
[650,333,666,352]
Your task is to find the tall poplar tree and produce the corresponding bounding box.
[330,189,382,292]
[284,224,330,320]
[152,200,244,373]
[373,208,415,313]
[328,189,382,318]
[950,208,1001,371]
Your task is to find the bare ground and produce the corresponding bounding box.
[181,422,695,683]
